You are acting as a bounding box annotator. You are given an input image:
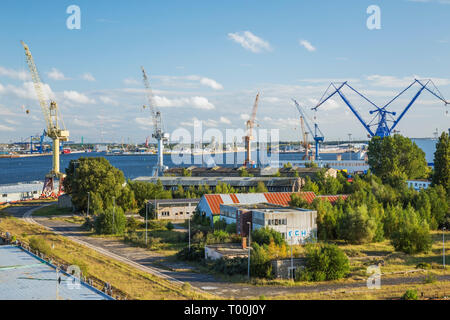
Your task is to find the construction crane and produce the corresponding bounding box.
[141,66,168,176]
[243,93,260,167]
[292,99,324,160]
[22,41,69,197]
[312,79,449,138]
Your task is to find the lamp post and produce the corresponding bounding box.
[145,201,148,246]
[443,226,446,270]
[247,221,251,280]
[87,192,90,217]
[112,196,116,234]
[188,203,191,251]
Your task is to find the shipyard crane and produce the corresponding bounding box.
[21,41,69,197]
[292,99,324,160]
[243,93,260,167]
[312,79,449,138]
[141,66,168,176]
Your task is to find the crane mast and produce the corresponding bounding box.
[141,66,167,176]
[293,99,324,160]
[22,41,69,197]
[244,93,259,167]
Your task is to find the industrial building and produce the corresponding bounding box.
[0,245,112,300]
[0,182,43,204]
[407,179,432,191]
[219,203,317,244]
[196,192,347,225]
[148,198,199,220]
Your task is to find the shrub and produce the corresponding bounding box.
[252,227,286,246]
[166,221,174,231]
[250,243,273,279]
[211,257,247,276]
[214,219,227,231]
[402,289,418,300]
[176,244,205,261]
[390,212,432,254]
[296,244,349,282]
[225,223,237,234]
[28,237,51,256]
[416,262,431,270]
[126,216,141,231]
[424,272,437,284]
[338,205,378,244]
[94,207,127,235]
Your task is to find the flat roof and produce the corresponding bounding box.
[0,245,112,300]
[0,182,44,194]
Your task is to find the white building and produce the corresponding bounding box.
[407,179,432,191]
[0,182,43,203]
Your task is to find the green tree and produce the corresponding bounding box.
[296,244,349,282]
[63,157,132,213]
[94,206,127,235]
[432,131,450,193]
[368,135,429,185]
[255,181,268,193]
[251,227,286,246]
[338,205,378,244]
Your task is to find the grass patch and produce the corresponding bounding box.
[0,213,213,300]
[33,204,72,217]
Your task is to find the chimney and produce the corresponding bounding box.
[336,154,342,161]
[242,237,247,249]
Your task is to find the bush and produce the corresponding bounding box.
[214,219,227,231]
[28,237,51,256]
[94,206,127,235]
[252,227,286,246]
[402,289,418,300]
[416,262,431,270]
[250,243,273,279]
[211,257,247,276]
[166,221,174,231]
[338,205,378,244]
[424,272,437,284]
[225,223,237,234]
[126,216,141,231]
[296,244,349,282]
[176,244,205,261]
[390,212,432,254]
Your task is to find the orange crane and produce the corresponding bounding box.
[243,93,259,167]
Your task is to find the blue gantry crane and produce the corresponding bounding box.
[312,79,449,138]
[292,99,324,160]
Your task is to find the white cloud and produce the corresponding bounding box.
[156,75,223,90]
[299,40,316,52]
[366,75,450,87]
[240,114,250,120]
[73,118,94,127]
[0,66,29,80]
[47,68,68,80]
[152,95,215,110]
[0,124,15,132]
[195,76,223,90]
[219,116,231,125]
[228,31,272,53]
[123,78,140,86]
[82,73,96,82]
[63,90,96,104]
[99,96,119,106]
[1,81,55,101]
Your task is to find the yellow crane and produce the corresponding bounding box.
[21,41,69,197]
[243,93,259,167]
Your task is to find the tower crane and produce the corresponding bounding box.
[292,99,324,160]
[243,93,260,167]
[141,66,168,176]
[312,79,448,138]
[21,41,69,197]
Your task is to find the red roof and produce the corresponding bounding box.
[317,195,349,204]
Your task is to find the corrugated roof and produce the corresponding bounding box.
[204,192,347,215]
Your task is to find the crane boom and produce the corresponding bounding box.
[141,66,159,135]
[21,41,52,133]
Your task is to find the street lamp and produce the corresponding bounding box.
[443,227,446,270]
[247,221,251,280]
[87,192,90,217]
[112,196,116,234]
[188,203,191,251]
[145,201,148,246]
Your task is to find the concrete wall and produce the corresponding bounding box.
[204,246,223,260]
[271,258,306,279]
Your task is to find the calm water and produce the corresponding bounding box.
[0,151,358,185]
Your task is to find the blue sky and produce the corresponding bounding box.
[0,0,449,144]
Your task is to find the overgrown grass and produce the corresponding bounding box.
[33,204,73,217]
[0,212,213,300]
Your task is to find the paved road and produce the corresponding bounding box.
[3,204,450,299]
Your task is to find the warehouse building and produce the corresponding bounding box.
[196,192,347,226]
[148,198,200,220]
[0,182,43,204]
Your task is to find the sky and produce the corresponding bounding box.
[0,0,449,144]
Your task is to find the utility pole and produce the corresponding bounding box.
[290,231,293,281]
[112,196,116,234]
[444,227,446,270]
[188,203,191,251]
[247,221,251,280]
[87,192,90,216]
[145,201,148,246]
